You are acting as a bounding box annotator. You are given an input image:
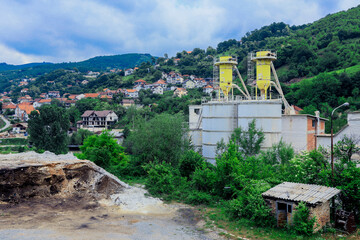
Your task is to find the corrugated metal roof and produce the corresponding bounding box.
[262,182,341,205]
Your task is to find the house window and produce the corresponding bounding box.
[312,120,315,127]
[194,109,200,115]
[288,205,292,213]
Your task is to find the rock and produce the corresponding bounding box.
[0,151,129,202]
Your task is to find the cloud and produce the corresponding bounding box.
[0,43,45,64]
[0,0,357,64]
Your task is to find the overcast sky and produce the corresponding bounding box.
[0,0,358,65]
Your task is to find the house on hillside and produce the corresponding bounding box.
[125,89,139,98]
[48,91,60,98]
[262,182,340,231]
[121,99,135,107]
[184,80,195,89]
[125,68,134,76]
[33,99,52,109]
[152,86,164,95]
[12,123,28,134]
[153,79,167,88]
[203,85,214,94]
[15,103,36,121]
[173,88,188,98]
[77,110,118,130]
[2,103,16,114]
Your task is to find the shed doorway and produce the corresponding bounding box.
[276,202,292,227]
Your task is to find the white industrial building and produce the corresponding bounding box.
[317,112,360,148]
[189,100,328,163]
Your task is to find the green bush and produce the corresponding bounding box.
[292,202,317,235]
[178,150,205,178]
[226,180,275,227]
[184,191,214,205]
[145,162,183,196]
[192,162,217,193]
[262,140,294,165]
[77,131,129,175]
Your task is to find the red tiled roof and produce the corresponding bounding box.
[126,89,138,93]
[154,80,166,84]
[84,93,100,98]
[135,79,146,83]
[2,104,16,109]
[17,103,35,114]
[38,99,52,103]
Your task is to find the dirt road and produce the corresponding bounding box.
[0,114,10,132]
[0,194,222,240]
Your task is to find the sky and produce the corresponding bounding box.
[0,0,358,65]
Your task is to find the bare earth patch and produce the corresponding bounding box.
[0,152,224,240]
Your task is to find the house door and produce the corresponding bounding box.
[276,202,292,227]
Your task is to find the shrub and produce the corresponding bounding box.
[145,162,182,196]
[185,191,214,205]
[178,150,205,178]
[226,180,275,227]
[292,202,317,235]
[78,131,129,175]
[192,162,217,192]
[262,140,294,165]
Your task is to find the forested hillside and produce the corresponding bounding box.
[0,53,153,91]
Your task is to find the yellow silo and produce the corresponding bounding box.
[252,51,277,99]
[214,56,238,99]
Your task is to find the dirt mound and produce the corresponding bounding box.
[0,151,129,203]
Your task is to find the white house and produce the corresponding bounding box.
[77,110,118,130]
[125,89,139,98]
[184,80,196,89]
[125,68,134,76]
[203,85,214,94]
[33,99,52,109]
[152,86,164,95]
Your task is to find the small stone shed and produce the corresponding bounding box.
[262,182,341,231]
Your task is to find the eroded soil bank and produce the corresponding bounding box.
[0,152,223,240]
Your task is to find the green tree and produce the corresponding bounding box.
[78,131,128,173]
[124,113,191,165]
[69,129,94,145]
[230,120,265,156]
[28,104,70,154]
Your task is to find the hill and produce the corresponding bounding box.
[0,53,154,91]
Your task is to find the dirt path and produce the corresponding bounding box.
[0,194,223,240]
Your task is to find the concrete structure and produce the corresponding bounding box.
[317,112,360,149]
[262,182,340,231]
[282,114,327,152]
[190,99,282,163]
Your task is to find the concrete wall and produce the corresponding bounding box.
[189,105,203,152]
[201,100,282,163]
[281,115,308,152]
[317,112,360,149]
